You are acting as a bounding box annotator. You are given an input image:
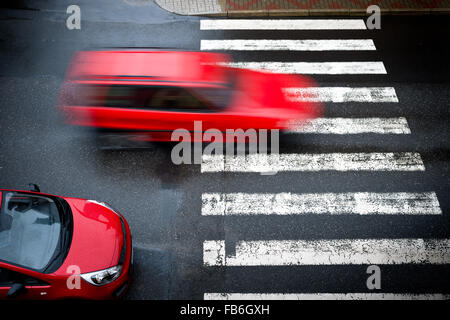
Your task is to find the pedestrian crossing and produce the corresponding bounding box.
[288,118,411,134]
[203,239,450,266]
[201,192,442,216]
[200,19,368,30]
[220,61,388,74]
[198,18,448,300]
[201,153,425,172]
[284,87,399,103]
[204,293,450,300]
[201,39,377,51]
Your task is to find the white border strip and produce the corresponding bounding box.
[288,118,410,134]
[222,62,387,74]
[200,153,425,173]
[201,192,442,216]
[201,39,376,51]
[200,19,367,30]
[284,87,398,103]
[204,293,450,300]
[203,239,450,266]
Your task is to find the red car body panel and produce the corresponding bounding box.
[58,50,321,142]
[55,198,123,275]
[65,50,228,83]
[0,189,132,300]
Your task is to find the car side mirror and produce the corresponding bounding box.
[28,183,41,193]
[7,283,27,298]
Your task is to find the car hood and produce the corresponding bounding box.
[55,198,124,275]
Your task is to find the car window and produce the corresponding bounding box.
[105,85,138,108]
[147,87,210,112]
[190,87,232,111]
[0,192,61,271]
[72,84,227,112]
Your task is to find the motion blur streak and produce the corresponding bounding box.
[57,49,321,147]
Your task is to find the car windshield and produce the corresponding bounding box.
[70,83,234,112]
[0,192,62,271]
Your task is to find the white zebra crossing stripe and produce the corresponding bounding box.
[199,18,445,299]
[201,39,376,51]
[288,118,410,134]
[204,293,450,300]
[201,192,442,216]
[200,19,367,30]
[200,153,425,173]
[203,239,450,266]
[284,87,398,103]
[221,62,387,74]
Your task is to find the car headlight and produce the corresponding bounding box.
[81,265,122,286]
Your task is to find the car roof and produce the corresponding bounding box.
[66,50,231,85]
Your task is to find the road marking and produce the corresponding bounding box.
[284,87,398,103]
[203,239,450,266]
[222,62,387,74]
[288,118,410,134]
[201,192,441,216]
[200,153,425,173]
[200,19,367,30]
[204,293,450,300]
[201,39,376,51]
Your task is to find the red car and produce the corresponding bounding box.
[0,185,132,299]
[58,49,320,145]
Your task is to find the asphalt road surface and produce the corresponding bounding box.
[0,0,449,299]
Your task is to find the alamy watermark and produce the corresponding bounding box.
[66,265,81,290]
[170,121,280,175]
[66,5,81,30]
[366,265,381,290]
[367,5,381,30]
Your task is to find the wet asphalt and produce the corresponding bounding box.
[0,0,449,299]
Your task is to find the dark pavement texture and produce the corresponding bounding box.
[0,0,449,299]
